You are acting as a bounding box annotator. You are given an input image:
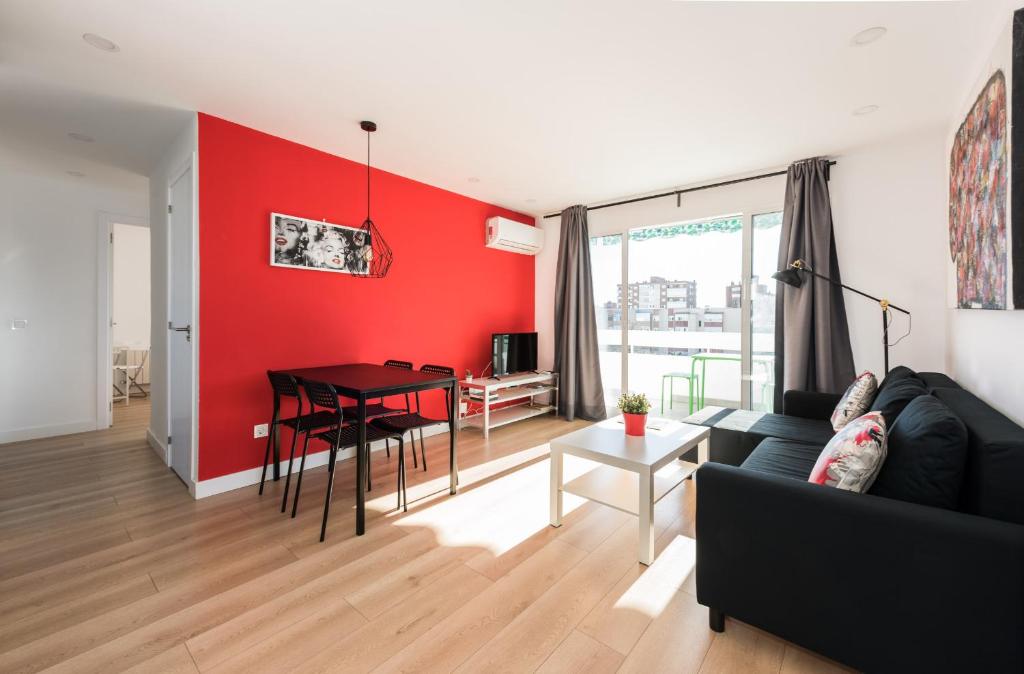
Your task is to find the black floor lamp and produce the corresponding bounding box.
[772,259,910,373]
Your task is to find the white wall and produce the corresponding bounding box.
[536,129,950,403]
[112,223,151,348]
[147,115,197,459]
[945,7,1024,424]
[0,151,147,442]
[830,127,949,377]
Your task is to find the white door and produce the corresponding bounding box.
[168,165,194,484]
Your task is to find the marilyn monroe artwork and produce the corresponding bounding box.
[271,213,372,275]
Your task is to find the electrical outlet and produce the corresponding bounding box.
[254,423,269,439]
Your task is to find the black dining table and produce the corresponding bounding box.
[278,362,458,536]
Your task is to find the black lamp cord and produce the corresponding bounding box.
[885,310,912,347]
[365,129,371,223]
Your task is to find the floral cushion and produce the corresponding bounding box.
[809,411,888,492]
[831,371,878,431]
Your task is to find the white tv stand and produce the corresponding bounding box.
[458,371,559,438]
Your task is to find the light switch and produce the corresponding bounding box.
[10,319,27,330]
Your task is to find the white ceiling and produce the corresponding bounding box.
[0,0,1007,213]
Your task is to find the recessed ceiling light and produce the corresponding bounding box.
[851,26,887,47]
[468,177,480,183]
[66,170,86,178]
[68,132,95,143]
[525,198,537,203]
[853,105,880,116]
[82,33,119,52]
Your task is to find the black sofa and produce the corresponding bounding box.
[689,368,1024,673]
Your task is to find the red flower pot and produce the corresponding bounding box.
[623,412,647,436]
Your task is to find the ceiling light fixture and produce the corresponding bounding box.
[353,120,394,278]
[468,177,480,183]
[68,132,95,143]
[851,26,887,47]
[853,104,880,116]
[82,33,120,52]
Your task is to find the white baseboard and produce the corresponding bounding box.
[0,419,98,444]
[192,425,448,500]
[146,428,169,465]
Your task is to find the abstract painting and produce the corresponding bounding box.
[949,70,1008,309]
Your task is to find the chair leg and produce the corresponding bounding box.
[280,426,301,513]
[366,443,372,492]
[320,442,340,542]
[385,437,390,458]
[419,428,427,471]
[410,431,418,469]
[291,430,312,518]
[258,420,276,495]
[396,437,405,511]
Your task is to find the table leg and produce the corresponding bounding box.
[356,396,367,536]
[549,445,563,527]
[482,392,490,440]
[639,467,654,565]
[669,376,674,411]
[660,375,666,414]
[449,382,458,495]
[698,436,709,465]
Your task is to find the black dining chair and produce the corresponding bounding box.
[260,371,342,505]
[341,359,413,459]
[294,380,408,540]
[370,364,455,477]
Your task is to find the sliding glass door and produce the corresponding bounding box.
[749,212,783,411]
[626,216,743,418]
[592,209,782,417]
[589,234,624,411]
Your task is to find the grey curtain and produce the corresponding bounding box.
[554,205,607,421]
[773,158,856,411]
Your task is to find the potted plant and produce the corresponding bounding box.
[617,392,651,437]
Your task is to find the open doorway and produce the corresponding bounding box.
[111,222,151,427]
[98,214,151,431]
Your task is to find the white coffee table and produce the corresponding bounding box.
[549,416,710,565]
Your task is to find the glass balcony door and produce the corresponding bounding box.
[589,234,624,414]
[626,216,744,418]
[591,209,783,418]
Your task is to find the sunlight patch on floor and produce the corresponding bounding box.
[612,535,696,618]
[362,443,602,555]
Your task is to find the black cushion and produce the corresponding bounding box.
[740,437,824,481]
[875,365,920,396]
[917,372,961,391]
[933,388,1024,524]
[870,376,928,428]
[869,395,968,509]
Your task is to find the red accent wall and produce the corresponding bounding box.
[197,114,535,481]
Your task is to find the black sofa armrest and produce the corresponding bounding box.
[696,463,1024,673]
[782,389,841,420]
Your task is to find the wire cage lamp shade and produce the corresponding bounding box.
[354,120,394,278]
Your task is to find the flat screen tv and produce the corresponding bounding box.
[492,332,538,376]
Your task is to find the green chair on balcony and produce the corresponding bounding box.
[660,371,700,415]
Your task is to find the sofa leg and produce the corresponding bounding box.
[709,608,725,632]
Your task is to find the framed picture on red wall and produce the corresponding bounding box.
[271,212,371,275]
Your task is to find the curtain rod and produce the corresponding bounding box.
[542,160,837,219]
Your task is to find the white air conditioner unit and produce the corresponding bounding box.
[485,217,544,255]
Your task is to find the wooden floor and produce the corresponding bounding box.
[0,400,852,673]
